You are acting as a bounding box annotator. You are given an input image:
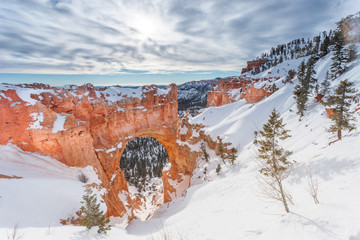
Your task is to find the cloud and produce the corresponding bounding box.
[0,0,358,75]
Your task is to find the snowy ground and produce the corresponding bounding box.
[1,48,360,239]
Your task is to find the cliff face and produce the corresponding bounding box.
[0,83,202,219]
[206,76,279,107]
[241,59,268,74]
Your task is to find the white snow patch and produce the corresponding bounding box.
[26,112,44,130]
[52,113,67,134]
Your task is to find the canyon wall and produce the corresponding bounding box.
[241,59,268,74]
[0,83,203,219]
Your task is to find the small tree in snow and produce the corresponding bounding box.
[327,79,357,140]
[201,142,210,162]
[218,138,227,164]
[228,147,238,165]
[283,69,296,84]
[79,187,111,234]
[320,71,331,96]
[307,165,320,204]
[257,109,293,213]
[216,164,222,175]
[203,167,208,181]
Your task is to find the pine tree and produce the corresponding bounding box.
[320,71,331,96]
[218,138,227,164]
[216,164,222,175]
[79,187,111,234]
[203,167,208,181]
[283,69,296,84]
[294,58,317,118]
[305,57,317,87]
[327,79,357,140]
[346,44,357,62]
[294,60,309,118]
[201,142,210,162]
[257,109,293,213]
[330,30,346,80]
[228,147,238,165]
[319,35,330,57]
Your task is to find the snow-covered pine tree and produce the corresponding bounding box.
[330,30,346,80]
[327,79,357,140]
[79,187,111,234]
[257,109,293,213]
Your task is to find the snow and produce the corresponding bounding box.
[0,84,55,105]
[96,86,143,103]
[0,144,101,232]
[52,113,67,134]
[26,112,44,130]
[179,124,188,135]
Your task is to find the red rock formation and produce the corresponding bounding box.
[241,59,268,74]
[0,83,202,219]
[0,174,22,179]
[206,76,277,107]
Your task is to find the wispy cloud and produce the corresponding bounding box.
[0,0,359,76]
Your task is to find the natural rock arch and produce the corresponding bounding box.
[0,83,201,219]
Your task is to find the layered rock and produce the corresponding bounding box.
[241,59,268,74]
[206,76,279,107]
[0,83,204,219]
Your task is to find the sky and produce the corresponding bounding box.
[0,0,359,86]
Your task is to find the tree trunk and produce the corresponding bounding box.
[278,180,290,213]
[337,129,342,140]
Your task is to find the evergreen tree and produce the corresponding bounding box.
[346,44,357,62]
[203,167,208,181]
[257,109,293,213]
[294,57,317,118]
[79,187,111,234]
[201,142,210,162]
[305,57,317,88]
[330,30,346,80]
[327,79,357,140]
[218,138,227,164]
[216,164,222,175]
[283,69,296,84]
[319,35,330,57]
[228,147,238,165]
[320,71,331,96]
[294,60,310,118]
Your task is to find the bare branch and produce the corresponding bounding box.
[307,165,320,204]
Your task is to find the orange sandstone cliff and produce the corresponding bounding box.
[206,76,279,107]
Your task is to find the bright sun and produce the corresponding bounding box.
[132,14,160,38]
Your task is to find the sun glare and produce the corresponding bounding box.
[132,14,160,38]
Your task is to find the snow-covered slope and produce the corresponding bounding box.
[0,144,102,229]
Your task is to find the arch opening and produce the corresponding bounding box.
[119,136,170,219]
